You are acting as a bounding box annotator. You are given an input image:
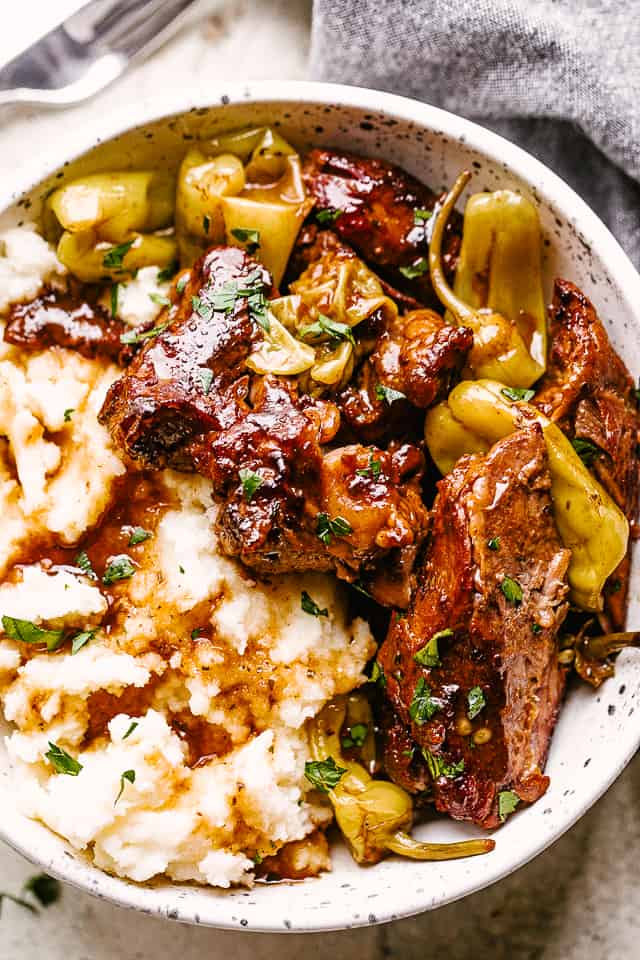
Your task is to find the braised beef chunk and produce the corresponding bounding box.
[535,279,640,628]
[302,148,460,307]
[379,425,570,828]
[99,247,272,469]
[4,282,127,361]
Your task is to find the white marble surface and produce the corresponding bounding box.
[1,2,639,957]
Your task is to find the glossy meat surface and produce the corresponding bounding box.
[303,149,460,307]
[379,425,570,827]
[535,280,640,628]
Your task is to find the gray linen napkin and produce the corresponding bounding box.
[310,0,640,267]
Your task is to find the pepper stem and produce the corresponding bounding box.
[428,170,474,323]
[385,830,495,861]
[580,631,640,660]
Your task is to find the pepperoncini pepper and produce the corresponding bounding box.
[429,172,546,388]
[307,696,495,865]
[424,379,629,612]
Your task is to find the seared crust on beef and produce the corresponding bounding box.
[379,425,570,828]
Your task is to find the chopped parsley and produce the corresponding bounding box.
[487,537,500,551]
[315,208,343,226]
[414,629,451,668]
[2,616,64,652]
[128,526,151,546]
[110,283,119,318]
[500,386,535,403]
[239,467,264,502]
[413,208,433,224]
[399,258,428,279]
[157,261,179,283]
[176,274,188,294]
[301,591,328,618]
[75,550,97,579]
[370,660,386,688]
[356,451,382,480]
[203,214,211,234]
[571,437,601,466]
[498,789,520,822]
[63,408,74,423]
[120,320,171,345]
[422,748,465,780]
[532,622,542,634]
[231,227,260,253]
[300,313,356,347]
[70,629,96,655]
[102,239,135,270]
[193,270,270,332]
[341,723,368,750]
[316,512,352,545]
[375,383,406,404]
[122,721,138,740]
[103,554,136,586]
[500,575,523,605]
[408,677,440,725]
[467,686,486,720]
[351,579,373,599]
[148,292,170,307]
[115,769,136,805]
[22,874,60,908]
[304,756,347,793]
[45,742,82,776]
[197,368,214,395]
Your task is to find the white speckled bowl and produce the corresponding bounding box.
[1,81,639,932]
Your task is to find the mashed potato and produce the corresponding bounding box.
[0,227,375,888]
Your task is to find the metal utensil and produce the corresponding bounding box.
[0,0,201,107]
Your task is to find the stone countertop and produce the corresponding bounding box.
[1,2,638,957]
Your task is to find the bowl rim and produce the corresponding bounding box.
[1,79,639,933]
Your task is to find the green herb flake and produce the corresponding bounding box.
[2,616,64,652]
[304,756,347,793]
[467,685,486,720]
[571,437,601,466]
[316,512,352,545]
[190,628,202,641]
[500,575,523,605]
[203,214,211,235]
[74,550,97,580]
[487,537,500,551]
[500,386,535,403]
[128,526,152,547]
[414,208,433,224]
[23,873,60,908]
[301,591,329,618]
[176,275,188,294]
[399,258,428,279]
[103,239,135,270]
[414,627,453,668]
[63,408,74,423]
[120,320,171,346]
[122,721,138,740]
[341,722,368,750]
[239,467,264,502]
[409,676,440,725]
[351,580,373,600]
[300,313,356,347]
[115,769,136,806]
[356,451,382,480]
[531,622,542,634]
[498,789,520,822]
[45,742,82,776]
[149,292,171,308]
[375,383,406,404]
[315,208,343,226]
[422,748,465,780]
[195,368,214,396]
[110,282,119,318]
[103,554,136,586]
[231,227,261,253]
[157,261,179,283]
[370,660,386,688]
[71,629,96,655]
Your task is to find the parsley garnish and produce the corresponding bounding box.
[500,575,523,605]
[304,757,347,793]
[399,258,428,279]
[115,769,136,805]
[193,270,270,332]
[316,512,352,545]
[23,874,60,908]
[71,629,96,655]
[2,616,64,652]
[203,214,211,234]
[120,320,171,345]
[409,677,440,724]
[122,721,138,740]
[571,437,601,466]
[498,789,520,821]
[422,748,465,780]
[467,686,486,720]
[300,312,356,347]
[351,579,373,599]
[103,239,135,270]
[487,537,500,551]
[375,383,406,404]
[128,526,151,546]
[239,467,263,502]
[500,386,535,402]
[75,550,97,579]
[414,628,453,668]
[196,368,214,396]
[157,261,179,283]
[315,208,343,226]
[370,660,386,688]
[341,723,368,750]
[176,275,188,294]
[103,554,135,586]
[231,227,260,254]
[110,283,119,318]
[414,208,433,224]
[532,622,542,634]
[355,451,382,480]
[45,742,82,776]
[63,408,74,423]
[301,591,329,618]
[149,292,170,307]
